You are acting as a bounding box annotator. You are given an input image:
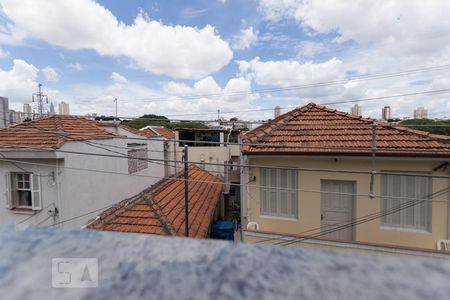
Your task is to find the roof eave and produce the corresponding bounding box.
[242,150,450,158]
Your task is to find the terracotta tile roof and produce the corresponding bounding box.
[0,115,118,149]
[153,127,175,139]
[243,103,450,157]
[140,126,175,139]
[118,124,156,138]
[87,165,223,238]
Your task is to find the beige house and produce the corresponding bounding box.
[241,103,450,252]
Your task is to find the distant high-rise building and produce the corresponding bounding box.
[9,109,22,124]
[49,102,55,115]
[382,106,391,120]
[23,103,32,120]
[351,104,362,116]
[414,107,428,119]
[58,101,70,115]
[274,105,281,118]
[0,96,9,128]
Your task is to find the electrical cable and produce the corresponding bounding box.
[2,124,450,157]
[1,158,449,204]
[275,186,450,247]
[72,63,450,102]
[18,87,450,120]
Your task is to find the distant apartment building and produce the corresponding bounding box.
[0,97,9,128]
[9,110,22,124]
[351,104,362,116]
[58,101,70,115]
[274,105,281,118]
[49,102,55,115]
[23,103,32,120]
[382,106,391,120]
[414,107,428,119]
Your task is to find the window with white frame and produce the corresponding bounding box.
[380,173,431,231]
[127,143,148,174]
[5,173,42,210]
[260,168,298,218]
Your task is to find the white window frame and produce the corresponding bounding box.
[5,172,42,211]
[380,172,432,231]
[15,173,32,208]
[260,168,298,219]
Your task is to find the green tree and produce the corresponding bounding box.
[121,115,207,130]
[398,118,450,136]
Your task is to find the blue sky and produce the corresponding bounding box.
[0,0,449,120]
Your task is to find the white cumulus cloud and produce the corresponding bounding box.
[232,26,258,50]
[0,59,39,106]
[259,0,450,60]
[42,66,59,82]
[238,57,344,87]
[111,72,128,84]
[0,0,233,79]
[68,63,82,71]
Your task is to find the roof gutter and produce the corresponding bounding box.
[243,151,450,161]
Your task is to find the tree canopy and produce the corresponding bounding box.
[397,118,450,136]
[121,114,207,130]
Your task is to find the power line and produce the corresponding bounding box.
[2,121,449,154]
[15,203,55,225]
[1,137,449,179]
[107,88,450,118]
[278,186,449,247]
[28,89,450,121]
[58,139,450,180]
[3,157,449,231]
[7,115,450,130]
[73,63,450,103]
[1,158,449,202]
[256,185,449,246]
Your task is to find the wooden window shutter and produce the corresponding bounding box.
[5,173,13,209]
[31,174,42,210]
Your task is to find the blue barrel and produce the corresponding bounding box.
[211,221,235,241]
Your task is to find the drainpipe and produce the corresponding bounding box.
[448,177,450,240]
[245,155,251,226]
[239,144,244,241]
[369,122,377,199]
[173,137,177,174]
[55,159,62,227]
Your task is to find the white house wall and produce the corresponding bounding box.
[0,158,60,226]
[0,136,165,229]
[56,137,165,229]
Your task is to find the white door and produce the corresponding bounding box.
[320,180,355,241]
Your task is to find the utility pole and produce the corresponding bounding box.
[183,145,189,237]
[32,83,48,118]
[113,98,118,123]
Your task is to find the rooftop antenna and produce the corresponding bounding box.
[32,83,48,118]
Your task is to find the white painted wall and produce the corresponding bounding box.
[0,158,60,226]
[0,135,165,229]
[175,131,231,179]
